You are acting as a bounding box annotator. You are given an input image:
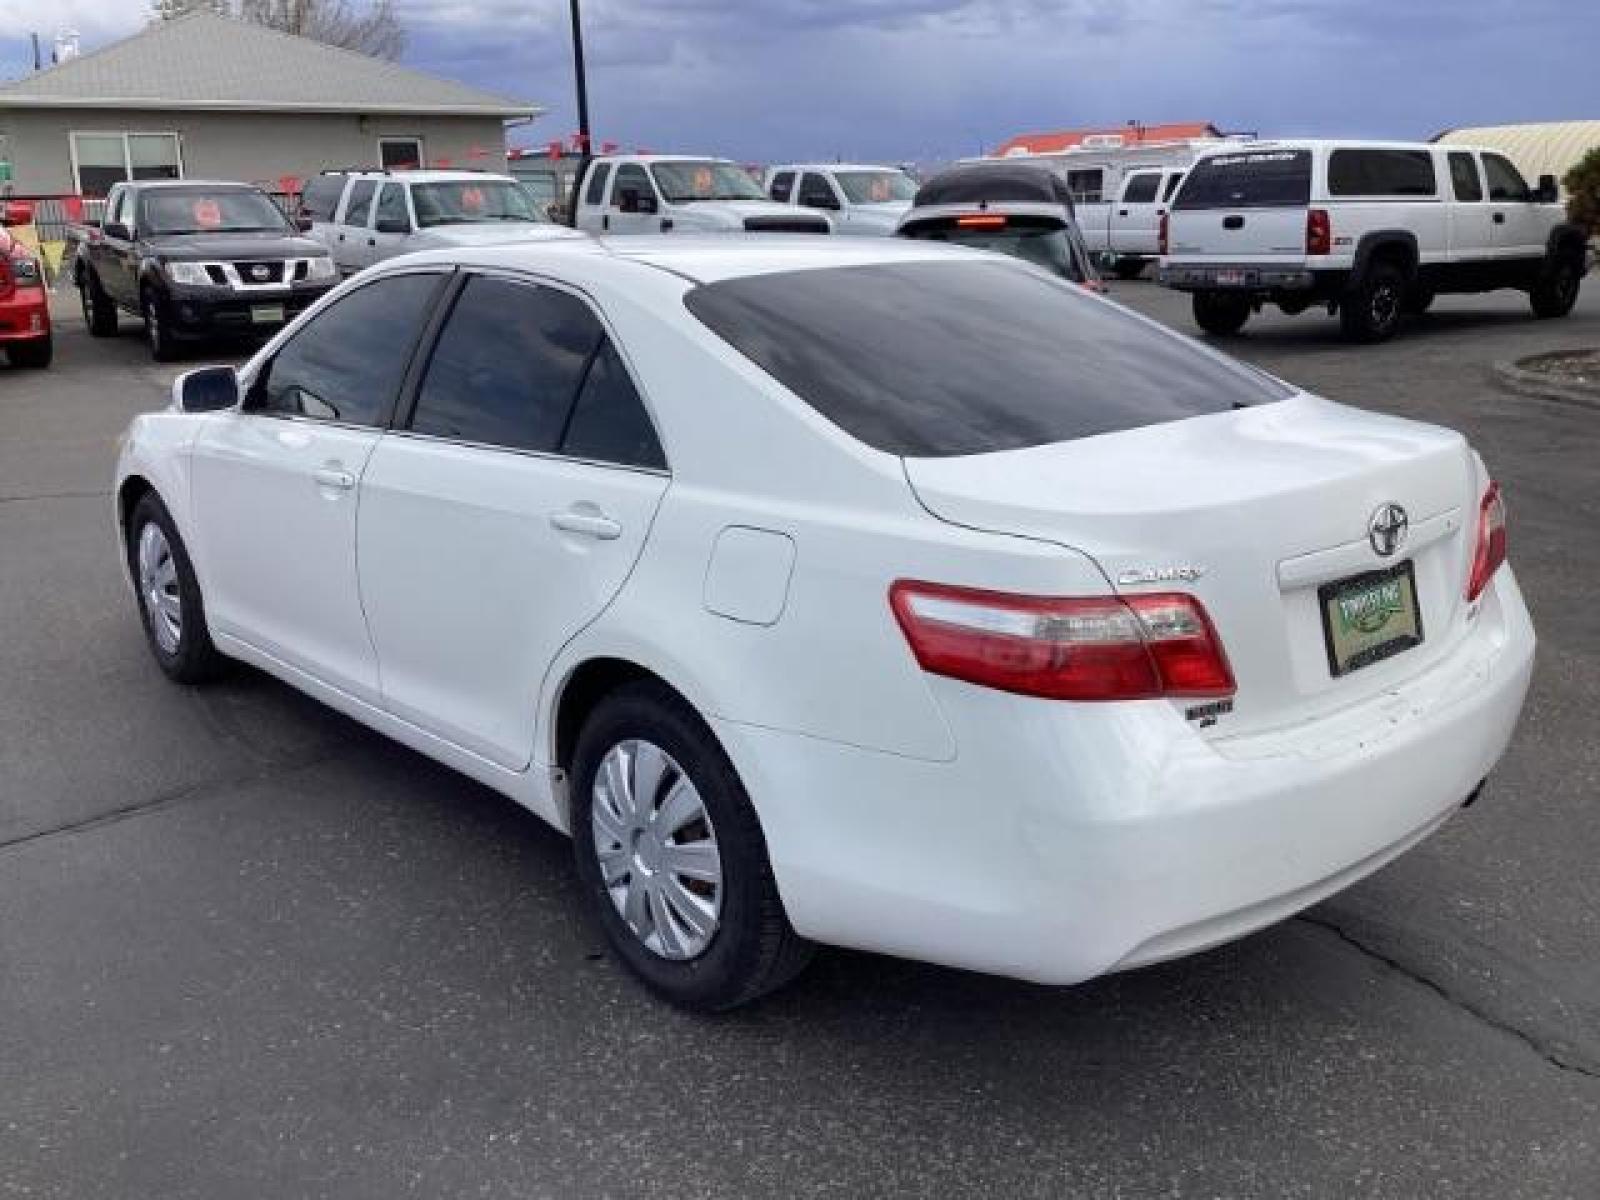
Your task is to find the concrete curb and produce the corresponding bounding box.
[1492,354,1600,412]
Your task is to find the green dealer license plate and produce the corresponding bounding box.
[1319,560,1424,677]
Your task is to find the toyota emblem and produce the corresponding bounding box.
[1367,503,1409,557]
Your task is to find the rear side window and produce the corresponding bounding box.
[300,175,345,221]
[342,179,377,226]
[1448,152,1483,202]
[1482,153,1530,202]
[770,171,795,202]
[1121,173,1160,204]
[1174,150,1312,210]
[1327,149,1437,197]
[685,261,1287,458]
[559,341,666,469]
[254,273,442,426]
[584,163,611,206]
[411,277,601,452]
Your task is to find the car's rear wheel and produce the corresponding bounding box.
[1340,261,1407,342]
[570,681,812,1011]
[1192,290,1251,336]
[5,335,52,369]
[126,492,224,683]
[79,272,118,337]
[142,289,180,362]
[1530,256,1581,319]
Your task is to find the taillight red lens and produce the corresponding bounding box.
[889,582,1234,702]
[1466,482,1507,602]
[1306,208,1331,256]
[1157,212,1169,256]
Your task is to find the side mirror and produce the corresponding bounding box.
[1534,174,1559,204]
[102,221,132,241]
[374,217,410,234]
[173,365,239,413]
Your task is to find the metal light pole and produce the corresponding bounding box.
[567,0,591,224]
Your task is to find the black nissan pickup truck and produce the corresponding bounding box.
[71,180,338,361]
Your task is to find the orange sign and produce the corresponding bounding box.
[193,198,222,228]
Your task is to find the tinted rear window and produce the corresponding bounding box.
[1174,150,1311,210]
[684,260,1286,457]
[1327,149,1436,197]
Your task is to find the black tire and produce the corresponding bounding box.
[1339,261,1407,343]
[5,335,52,369]
[1402,285,1435,315]
[1192,290,1251,336]
[142,288,180,362]
[79,271,118,337]
[1112,257,1146,281]
[570,681,813,1011]
[126,492,225,683]
[1530,255,1582,319]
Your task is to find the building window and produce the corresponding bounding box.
[379,137,424,169]
[1065,168,1103,204]
[70,131,182,196]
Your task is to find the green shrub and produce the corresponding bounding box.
[1564,145,1600,235]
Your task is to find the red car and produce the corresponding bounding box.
[1,201,53,369]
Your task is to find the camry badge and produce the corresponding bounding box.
[1368,503,1409,557]
[1118,565,1206,585]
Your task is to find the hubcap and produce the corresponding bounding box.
[145,302,160,350]
[590,739,722,961]
[136,522,182,653]
[1372,284,1400,329]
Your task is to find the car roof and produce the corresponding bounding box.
[596,154,736,165]
[769,163,906,173]
[1192,138,1465,156]
[124,179,263,191]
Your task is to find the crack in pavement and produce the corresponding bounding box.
[1299,913,1599,1082]
[0,741,353,855]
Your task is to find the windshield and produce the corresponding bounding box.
[411,180,543,228]
[899,215,1093,283]
[834,170,917,204]
[1174,150,1312,210]
[686,260,1287,458]
[650,161,766,202]
[139,189,289,235]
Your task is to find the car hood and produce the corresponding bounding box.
[143,231,328,260]
[406,223,588,249]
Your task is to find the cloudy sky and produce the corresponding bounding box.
[0,0,1592,162]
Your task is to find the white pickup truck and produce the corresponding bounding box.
[763,163,916,235]
[573,155,831,236]
[1158,139,1587,342]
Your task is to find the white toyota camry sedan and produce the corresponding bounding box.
[114,236,1535,1010]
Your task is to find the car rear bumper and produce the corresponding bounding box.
[717,567,1534,986]
[162,282,335,337]
[0,287,51,341]
[1159,263,1318,291]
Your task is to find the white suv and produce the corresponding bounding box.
[301,169,579,275]
[1159,140,1587,341]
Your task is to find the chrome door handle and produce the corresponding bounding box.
[313,467,356,490]
[549,509,622,540]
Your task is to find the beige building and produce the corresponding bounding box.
[0,11,541,197]
[1434,121,1600,195]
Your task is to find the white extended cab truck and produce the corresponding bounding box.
[573,155,832,235]
[764,163,916,235]
[1159,139,1588,342]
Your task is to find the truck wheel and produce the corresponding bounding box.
[79,272,118,337]
[5,335,53,369]
[1339,261,1406,343]
[142,289,180,363]
[1192,291,1250,336]
[1112,257,1146,280]
[1530,256,1581,319]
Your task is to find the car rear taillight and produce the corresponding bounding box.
[1465,482,1507,602]
[1157,212,1169,256]
[889,581,1234,702]
[1306,208,1331,256]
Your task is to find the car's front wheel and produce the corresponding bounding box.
[1192,290,1251,336]
[127,492,224,683]
[142,289,180,362]
[1530,255,1581,319]
[570,681,812,1011]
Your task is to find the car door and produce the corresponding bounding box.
[1108,170,1163,256]
[367,182,413,264]
[331,178,377,274]
[1481,152,1544,263]
[357,272,670,769]
[609,163,660,234]
[796,172,842,220]
[100,186,138,306]
[1445,151,1495,264]
[187,270,448,703]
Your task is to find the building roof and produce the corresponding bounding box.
[0,12,540,119]
[993,122,1223,157]
[1433,121,1600,186]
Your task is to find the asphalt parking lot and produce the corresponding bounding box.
[3,277,1598,1199]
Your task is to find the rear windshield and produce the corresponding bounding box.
[899,215,1092,284]
[685,260,1287,457]
[1174,150,1312,210]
